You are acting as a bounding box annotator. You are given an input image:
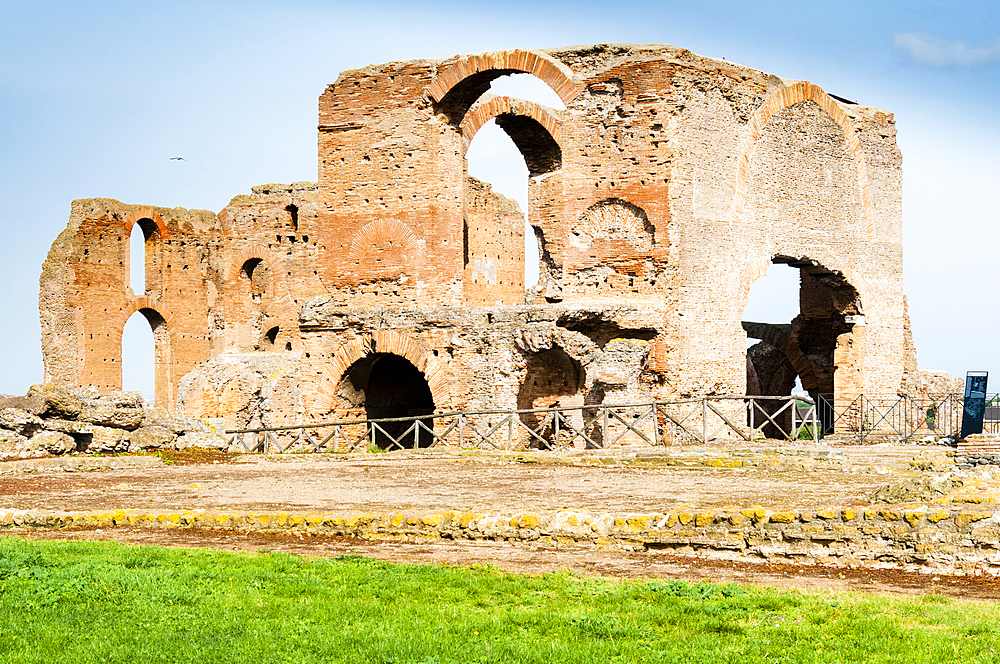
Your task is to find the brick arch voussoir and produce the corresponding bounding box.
[732,82,873,239]
[460,96,562,146]
[112,296,176,343]
[317,331,453,415]
[428,49,580,108]
[124,207,168,239]
[346,219,420,264]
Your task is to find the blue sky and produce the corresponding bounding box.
[1,0,998,397]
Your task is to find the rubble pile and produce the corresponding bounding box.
[0,384,228,460]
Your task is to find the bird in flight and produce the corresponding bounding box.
[169,156,187,162]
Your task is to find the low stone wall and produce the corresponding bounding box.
[5,502,1000,576]
[957,436,1000,468]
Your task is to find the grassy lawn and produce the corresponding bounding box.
[0,537,997,663]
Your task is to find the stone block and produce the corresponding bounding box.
[129,425,175,452]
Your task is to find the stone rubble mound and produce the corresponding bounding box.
[0,384,228,460]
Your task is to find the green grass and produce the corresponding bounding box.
[0,537,998,663]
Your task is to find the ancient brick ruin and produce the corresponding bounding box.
[39,43,913,434]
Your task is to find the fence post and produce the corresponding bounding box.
[702,398,708,443]
[652,403,661,447]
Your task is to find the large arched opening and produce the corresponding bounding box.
[128,217,160,296]
[743,256,862,436]
[337,353,436,449]
[121,307,170,406]
[460,73,565,302]
[517,346,585,448]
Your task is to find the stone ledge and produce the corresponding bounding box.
[0,454,162,475]
[4,502,1000,576]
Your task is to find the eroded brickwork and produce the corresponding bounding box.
[40,43,911,427]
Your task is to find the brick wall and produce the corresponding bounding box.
[40,43,910,420]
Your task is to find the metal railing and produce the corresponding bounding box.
[815,393,970,443]
[224,395,820,454]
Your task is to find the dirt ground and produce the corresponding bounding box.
[6,445,994,601]
[0,449,904,514]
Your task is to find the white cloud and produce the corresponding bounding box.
[893,32,1000,67]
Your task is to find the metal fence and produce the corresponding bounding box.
[814,393,971,443]
[224,395,820,453]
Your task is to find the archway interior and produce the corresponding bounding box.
[238,258,273,350]
[743,262,804,396]
[121,308,166,404]
[338,353,435,449]
[129,218,158,295]
[464,74,566,291]
[742,257,861,435]
[517,347,584,447]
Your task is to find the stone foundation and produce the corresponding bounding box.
[5,502,1000,576]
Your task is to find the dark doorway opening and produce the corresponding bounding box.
[339,353,435,449]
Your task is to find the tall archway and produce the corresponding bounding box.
[337,353,436,449]
[461,75,565,304]
[128,217,161,296]
[120,307,171,406]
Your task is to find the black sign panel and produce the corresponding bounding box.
[960,371,988,439]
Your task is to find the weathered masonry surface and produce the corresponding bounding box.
[39,44,911,429]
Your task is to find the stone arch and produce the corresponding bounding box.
[113,296,176,343]
[124,208,167,297]
[732,82,873,238]
[461,95,563,145]
[429,49,579,124]
[347,219,419,262]
[315,330,452,415]
[572,199,654,251]
[123,207,168,239]
[227,245,295,316]
[460,95,562,177]
[461,95,563,176]
[346,219,420,284]
[113,298,175,407]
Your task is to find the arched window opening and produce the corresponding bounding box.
[121,308,167,404]
[240,258,269,303]
[286,204,298,232]
[337,353,435,449]
[129,217,159,295]
[743,258,861,437]
[264,326,279,348]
